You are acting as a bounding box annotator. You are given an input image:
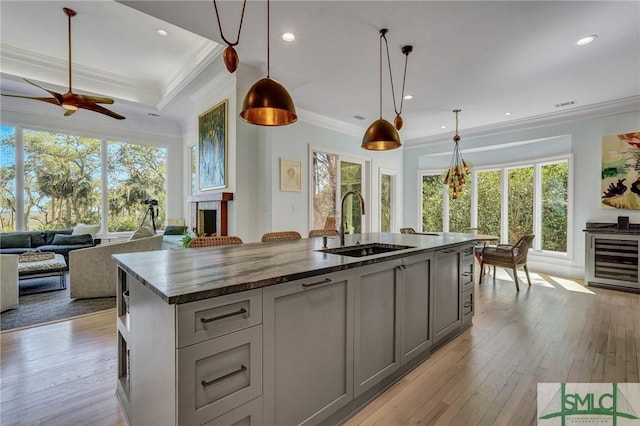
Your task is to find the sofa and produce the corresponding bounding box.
[0,230,95,261]
[69,234,163,299]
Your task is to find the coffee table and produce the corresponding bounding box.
[18,253,67,291]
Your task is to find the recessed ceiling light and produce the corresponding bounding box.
[281,32,295,42]
[576,35,597,46]
[440,125,446,129]
[504,112,512,116]
[156,29,168,36]
[403,94,414,100]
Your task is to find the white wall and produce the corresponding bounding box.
[238,120,404,242]
[403,110,640,277]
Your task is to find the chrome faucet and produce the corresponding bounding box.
[340,190,366,246]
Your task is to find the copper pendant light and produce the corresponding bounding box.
[444,109,471,200]
[362,29,401,150]
[239,0,297,126]
[213,0,247,73]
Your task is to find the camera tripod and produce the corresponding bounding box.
[139,204,158,234]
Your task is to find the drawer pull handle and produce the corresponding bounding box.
[302,278,332,288]
[200,308,247,324]
[201,365,247,388]
[463,302,473,308]
[463,272,471,277]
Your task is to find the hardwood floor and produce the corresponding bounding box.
[1,269,638,426]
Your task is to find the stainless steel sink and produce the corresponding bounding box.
[317,243,414,258]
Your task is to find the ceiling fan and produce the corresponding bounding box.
[2,7,125,120]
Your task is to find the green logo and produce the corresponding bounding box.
[538,383,639,425]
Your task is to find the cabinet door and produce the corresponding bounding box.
[263,271,354,426]
[400,253,433,366]
[354,260,401,397]
[433,248,462,345]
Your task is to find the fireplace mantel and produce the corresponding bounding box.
[187,192,234,236]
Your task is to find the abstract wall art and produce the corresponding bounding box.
[198,100,227,190]
[601,131,640,209]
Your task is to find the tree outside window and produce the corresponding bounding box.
[448,180,471,232]
[541,162,568,252]
[421,175,443,232]
[507,166,534,244]
[477,170,502,238]
[0,126,16,231]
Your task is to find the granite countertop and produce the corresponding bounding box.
[112,232,478,305]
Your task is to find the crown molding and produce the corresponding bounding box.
[1,44,161,105]
[157,41,223,110]
[296,108,365,138]
[404,96,640,148]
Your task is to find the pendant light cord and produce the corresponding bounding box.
[267,0,270,78]
[381,32,411,116]
[379,31,383,119]
[213,0,247,47]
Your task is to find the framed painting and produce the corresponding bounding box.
[601,131,640,209]
[198,100,227,190]
[280,158,302,191]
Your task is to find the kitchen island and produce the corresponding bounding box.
[113,232,477,426]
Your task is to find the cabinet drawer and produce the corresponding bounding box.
[203,397,262,426]
[177,289,262,348]
[462,260,474,291]
[462,290,474,324]
[178,325,262,425]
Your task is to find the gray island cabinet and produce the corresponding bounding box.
[112,233,476,426]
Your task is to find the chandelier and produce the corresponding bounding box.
[444,109,470,200]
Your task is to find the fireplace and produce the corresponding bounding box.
[187,192,234,236]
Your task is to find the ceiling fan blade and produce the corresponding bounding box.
[71,93,115,105]
[1,94,60,105]
[22,78,63,104]
[64,109,77,117]
[80,102,126,120]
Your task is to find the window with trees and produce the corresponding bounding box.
[421,175,443,232]
[311,149,368,234]
[380,171,397,232]
[477,170,502,238]
[0,125,166,234]
[420,157,571,255]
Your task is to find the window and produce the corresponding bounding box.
[507,166,534,244]
[477,170,502,238]
[448,180,471,232]
[23,130,101,231]
[380,170,397,232]
[0,126,16,231]
[312,151,338,230]
[311,149,369,234]
[2,125,167,234]
[541,161,568,252]
[107,141,166,232]
[421,174,443,232]
[419,156,571,256]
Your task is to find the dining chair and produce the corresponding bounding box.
[308,229,339,238]
[261,231,302,242]
[188,236,243,248]
[400,228,417,234]
[479,235,535,291]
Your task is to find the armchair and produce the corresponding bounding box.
[479,235,535,291]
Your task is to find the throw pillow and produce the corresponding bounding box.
[72,223,100,238]
[0,233,31,249]
[52,234,94,245]
[163,225,187,235]
[129,227,155,241]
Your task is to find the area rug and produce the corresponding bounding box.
[1,275,115,331]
